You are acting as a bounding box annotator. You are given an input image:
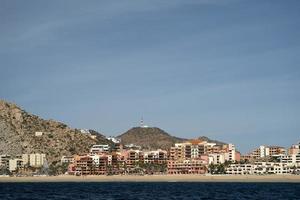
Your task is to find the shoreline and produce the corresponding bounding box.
[1,174,300,183]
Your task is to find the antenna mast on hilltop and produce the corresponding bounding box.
[140,117,149,128]
[140,117,144,127]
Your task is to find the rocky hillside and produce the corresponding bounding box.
[117,127,186,150]
[0,100,111,165]
[118,127,228,150]
[198,136,227,146]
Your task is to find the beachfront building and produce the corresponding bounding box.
[226,162,300,175]
[279,153,300,166]
[8,158,23,172]
[3,153,47,173]
[208,153,226,164]
[123,149,143,168]
[90,154,109,175]
[15,153,47,168]
[28,153,46,167]
[224,143,236,162]
[143,150,168,164]
[169,140,216,160]
[226,163,253,175]
[70,153,121,175]
[74,155,94,175]
[0,155,11,168]
[167,159,207,174]
[169,140,237,163]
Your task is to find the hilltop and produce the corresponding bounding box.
[0,100,112,165]
[118,127,227,150]
[117,127,186,150]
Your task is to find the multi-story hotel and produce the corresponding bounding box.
[169,140,217,160]
[8,158,23,172]
[143,150,168,164]
[248,145,286,159]
[167,159,207,174]
[73,155,94,175]
[169,140,237,163]
[279,153,300,166]
[19,153,46,168]
[226,162,300,175]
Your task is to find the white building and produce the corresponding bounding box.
[9,159,22,172]
[226,162,299,175]
[280,153,300,166]
[90,144,110,154]
[106,137,121,144]
[225,143,236,162]
[226,164,253,175]
[209,153,225,164]
[260,145,270,157]
[29,153,46,167]
[35,132,43,137]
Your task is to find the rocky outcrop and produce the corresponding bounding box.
[0,100,111,164]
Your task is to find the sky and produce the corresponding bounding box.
[0,0,299,153]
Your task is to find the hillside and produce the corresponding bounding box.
[118,127,228,150]
[198,136,227,146]
[117,127,186,150]
[0,100,111,165]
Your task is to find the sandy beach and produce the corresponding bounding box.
[1,174,300,183]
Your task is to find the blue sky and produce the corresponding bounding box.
[0,0,299,153]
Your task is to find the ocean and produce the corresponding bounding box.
[0,182,299,200]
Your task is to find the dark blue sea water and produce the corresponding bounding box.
[0,182,299,200]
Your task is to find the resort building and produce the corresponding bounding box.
[123,150,143,168]
[169,141,237,162]
[167,159,207,174]
[224,143,236,162]
[169,140,213,160]
[249,145,286,159]
[208,153,225,164]
[74,155,94,176]
[143,150,168,164]
[0,155,11,167]
[279,153,300,166]
[226,162,299,175]
[8,158,23,172]
[28,153,46,167]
